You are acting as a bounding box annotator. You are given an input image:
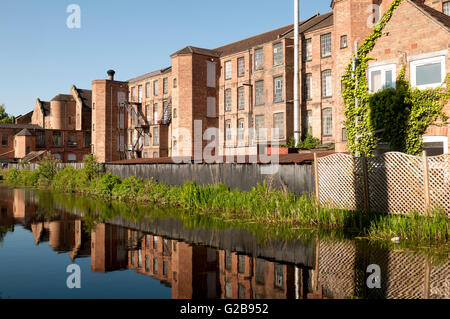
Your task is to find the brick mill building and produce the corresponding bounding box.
[1,0,449,163]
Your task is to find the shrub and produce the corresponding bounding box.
[94,173,121,197]
[297,133,320,150]
[36,154,59,186]
[112,176,144,200]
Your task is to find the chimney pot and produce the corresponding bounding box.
[107,69,116,81]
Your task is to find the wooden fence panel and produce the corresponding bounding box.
[316,152,449,216]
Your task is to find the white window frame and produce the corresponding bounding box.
[423,136,448,155]
[225,61,232,80]
[368,63,397,93]
[410,55,446,90]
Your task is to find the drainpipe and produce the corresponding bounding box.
[293,0,300,145]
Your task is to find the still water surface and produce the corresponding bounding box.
[0,187,448,299]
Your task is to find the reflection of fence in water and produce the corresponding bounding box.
[316,152,450,215]
[317,240,449,299]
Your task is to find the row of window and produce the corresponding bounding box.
[369,54,446,92]
[304,70,333,100]
[224,43,284,80]
[130,77,176,102]
[224,108,333,143]
[1,132,91,148]
[224,113,285,142]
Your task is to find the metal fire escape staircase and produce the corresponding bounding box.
[118,100,151,160]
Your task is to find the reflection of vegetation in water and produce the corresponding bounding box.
[32,189,449,260]
[0,225,14,246]
[4,156,449,243]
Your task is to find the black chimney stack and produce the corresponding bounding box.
[107,69,115,81]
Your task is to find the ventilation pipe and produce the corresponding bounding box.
[294,0,300,145]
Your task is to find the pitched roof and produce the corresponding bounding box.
[171,46,221,57]
[408,0,450,32]
[214,12,333,56]
[213,24,294,56]
[40,101,50,116]
[280,12,334,39]
[76,88,92,109]
[15,128,34,136]
[127,66,172,83]
[51,94,75,102]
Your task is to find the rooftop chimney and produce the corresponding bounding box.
[107,69,115,81]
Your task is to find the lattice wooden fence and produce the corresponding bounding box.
[314,152,450,216]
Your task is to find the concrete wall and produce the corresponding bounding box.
[6,162,315,195]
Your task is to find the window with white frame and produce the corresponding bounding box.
[153,127,159,146]
[304,38,312,61]
[225,120,232,141]
[340,35,348,49]
[273,113,284,139]
[154,80,159,96]
[255,48,263,70]
[322,108,333,137]
[255,115,265,140]
[225,89,232,111]
[146,82,151,98]
[146,105,151,122]
[153,104,158,124]
[237,57,245,77]
[238,118,245,141]
[410,55,446,90]
[304,73,312,100]
[444,2,450,15]
[306,110,313,135]
[238,87,245,110]
[131,87,136,101]
[225,61,232,80]
[368,64,396,93]
[423,136,448,155]
[274,77,283,103]
[163,78,168,94]
[321,70,332,98]
[321,33,332,58]
[273,43,283,66]
[138,85,143,102]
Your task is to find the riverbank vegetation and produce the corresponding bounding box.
[3,155,449,243]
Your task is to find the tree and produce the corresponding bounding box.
[0,104,15,123]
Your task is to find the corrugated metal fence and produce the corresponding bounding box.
[7,162,315,195]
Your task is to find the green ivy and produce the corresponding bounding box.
[342,0,449,156]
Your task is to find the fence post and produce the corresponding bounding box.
[422,150,431,217]
[313,153,320,221]
[361,154,370,213]
[313,153,320,205]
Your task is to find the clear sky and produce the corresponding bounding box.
[0,0,332,116]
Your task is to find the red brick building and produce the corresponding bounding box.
[0,85,92,163]
[2,0,449,163]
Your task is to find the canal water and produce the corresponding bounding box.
[0,186,448,299]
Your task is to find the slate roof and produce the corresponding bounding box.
[15,128,34,136]
[127,67,172,83]
[51,94,75,102]
[408,0,450,31]
[76,88,92,109]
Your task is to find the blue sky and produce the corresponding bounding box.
[0,0,332,116]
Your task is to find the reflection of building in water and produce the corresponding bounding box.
[1,187,449,299]
[91,223,128,272]
[0,188,91,260]
[0,189,37,227]
[127,231,219,299]
[218,251,299,299]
